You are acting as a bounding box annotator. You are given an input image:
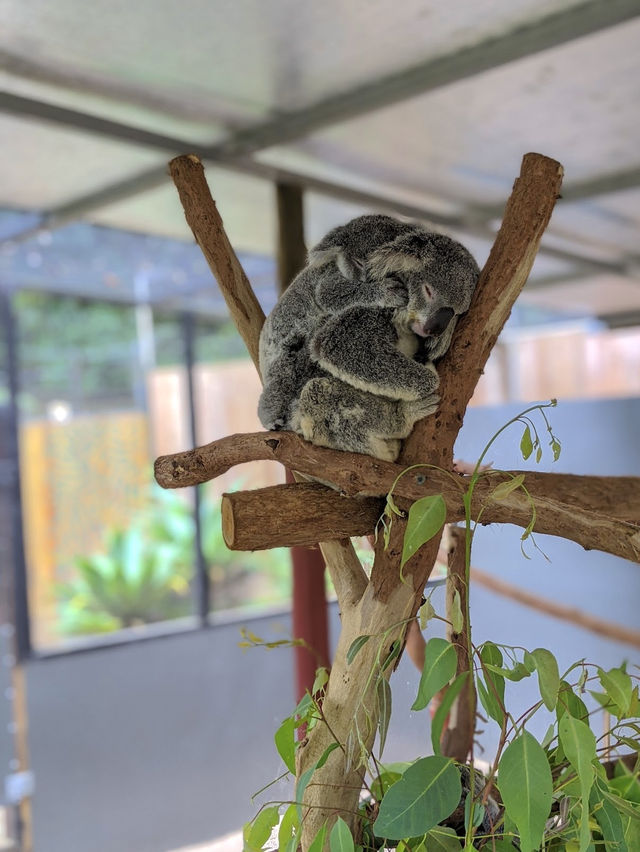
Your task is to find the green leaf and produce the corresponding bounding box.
[498,730,553,852]
[381,639,402,672]
[490,473,526,501]
[373,756,461,840]
[478,643,505,726]
[450,589,464,634]
[598,667,633,717]
[431,672,469,756]
[401,495,447,568]
[559,715,597,852]
[275,716,296,775]
[591,777,628,852]
[551,438,561,461]
[295,743,340,818]
[386,493,405,517]
[329,817,354,852]
[316,742,340,769]
[609,774,640,805]
[464,796,485,830]
[420,598,436,630]
[520,425,533,460]
[557,680,590,724]
[531,647,560,711]
[412,638,457,712]
[483,661,531,682]
[244,806,280,852]
[278,804,298,852]
[377,677,392,757]
[312,667,329,694]
[423,826,462,850]
[308,823,327,852]
[346,635,370,665]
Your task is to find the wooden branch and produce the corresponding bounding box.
[401,153,565,468]
[218,479,640,564]
[155,429,640,521]
[168,155,265,370]
[441,527,476,763]
[221,484,383,550]
[319,539,368,610]
[471,566,640,649]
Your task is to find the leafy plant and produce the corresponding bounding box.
[58,483,292,634]
[245,402,640,851]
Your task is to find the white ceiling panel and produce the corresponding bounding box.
[1,0,587,116]
[90,166,277,255]
[0,114,165,209]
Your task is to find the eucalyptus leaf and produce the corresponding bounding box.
[278,804,298,852]
[308,823,327,852]
[431,672,469,756]
[312,667,329,694]
[520,425,533,460]
[598,666,633,717]
[557,680,589,724]
[377,677,392,756]
[347,635,370,665]
[490,473,525,501]
[423,826,462,850]
[420,598,437,630]
[274,716,296,775]
[244,806,280,852]
[373,756,461,840]
[329,817,355,852]
[531,647,560,711]
[559,714,597,852]
[412,638,457,712]
[450,589,464,634]
[590,777,628,852]
[401,495,447,568]
[498,730,553,852]
[478,643,505,725]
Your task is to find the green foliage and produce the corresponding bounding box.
[58,484,291,635]
[401,495,447,569]
[373,757,462,840]
[498,731,553,852]
[247,402,640,852]
[412,638,457,712]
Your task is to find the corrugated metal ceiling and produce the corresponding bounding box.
[0,0,639,324]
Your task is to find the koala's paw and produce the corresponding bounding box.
[406,393,440,421]
[258,391,289,432]
[369,437,402,462]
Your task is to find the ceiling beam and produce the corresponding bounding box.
[1,0,638,225]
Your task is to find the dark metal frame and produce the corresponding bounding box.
[1,291,224,662]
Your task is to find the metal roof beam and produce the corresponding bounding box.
[1,0,638,221]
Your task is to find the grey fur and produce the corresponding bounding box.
[258,214,479,461]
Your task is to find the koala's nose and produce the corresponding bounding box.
[421,307,454,337]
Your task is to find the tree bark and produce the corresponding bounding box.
[297,153,566,846]
[217,474,640,564]
[441,526,476,763]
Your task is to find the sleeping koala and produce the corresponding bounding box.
[258,214,479,461]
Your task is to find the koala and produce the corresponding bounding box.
[258,214,479,461]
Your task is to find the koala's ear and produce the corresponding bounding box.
[336,251,366,282]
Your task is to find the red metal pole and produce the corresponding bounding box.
[276,184,331,701]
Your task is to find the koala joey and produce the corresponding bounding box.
[258,214,479,461]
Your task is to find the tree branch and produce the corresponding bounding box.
[168,155,265,370]
[219,479,640,564]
